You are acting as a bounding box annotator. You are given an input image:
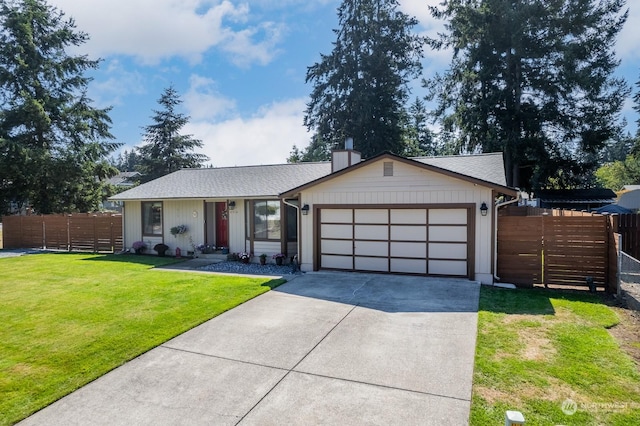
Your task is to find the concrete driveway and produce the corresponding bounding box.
[20,272,480,426]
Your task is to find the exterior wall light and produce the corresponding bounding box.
[301,204,310,215]
[480,202,488,216]
[228,201,236,210]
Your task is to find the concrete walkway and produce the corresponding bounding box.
[20,272,480,426]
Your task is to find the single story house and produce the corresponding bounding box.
[110,150,517,283]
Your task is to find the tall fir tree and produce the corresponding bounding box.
[0,0,118,214]
[426,0,629,192]
[303,0,423,159]
[136,86,208,183]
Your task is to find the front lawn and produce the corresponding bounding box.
[471,286,640,425]
[0,253,283,425]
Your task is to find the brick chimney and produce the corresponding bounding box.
[331,137,361,172]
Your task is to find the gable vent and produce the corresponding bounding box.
[383,162,393,176]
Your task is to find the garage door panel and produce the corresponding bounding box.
[355,241,388,256]
[321,255,353,270]
[321,239,353,255]
[355,257,388,272]
[319,207,471,278]
[322,209,353,223]
[390,242,426,258]
[391,258,427,274]
[354,225,388,240]
[354,209,388,224]
[429,226,467,242]
[390,209,426,224]
[429,260,467,276]
[429,209,467,225]
[429,243,467,260]
[390,225,426,241]
[321,224,353,239]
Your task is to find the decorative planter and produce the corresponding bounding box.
[259,257,267,265]
[241,257,250,264]
[275,257,284,266]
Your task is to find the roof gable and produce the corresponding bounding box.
[280,152,516,198]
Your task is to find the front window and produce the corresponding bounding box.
[253,200,281,240]
[142,201,162,235]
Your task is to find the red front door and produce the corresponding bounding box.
[215,202,228,248]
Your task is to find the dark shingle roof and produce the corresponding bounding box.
[111,163,332,200]
[413,153,507,187]
[111,152,511,201]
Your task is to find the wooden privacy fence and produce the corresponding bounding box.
[612,214,640,260]
[498,206,618,292]
[2,213,123,253]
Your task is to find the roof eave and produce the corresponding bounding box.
[280,151,517,198]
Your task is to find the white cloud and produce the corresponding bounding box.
[618,4,640,60]
[183,75,237,120]
[186,98,311,167]
[89,60,147,107]
[49,0,283,65]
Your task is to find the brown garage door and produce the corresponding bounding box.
[318,207,473,277]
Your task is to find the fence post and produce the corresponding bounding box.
[542,213,547,287]
[617,233,622,297]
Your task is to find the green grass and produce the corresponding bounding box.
[471,287,640,425]
[0,253,283,425]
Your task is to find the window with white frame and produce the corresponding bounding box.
[142,201,162,236]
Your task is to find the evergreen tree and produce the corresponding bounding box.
[426,0,629,192]
[0,0,118,214]
[136,86,208,183]
[304,0,423,158]
[403,97,437,157]
[112,149,141,172]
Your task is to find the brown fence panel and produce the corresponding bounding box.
[69,215,98,252]
[111,215,123,252]
[20,216,44,248]
[543,215,608,287]
[44,215,69,250]
[616,214,640,259]
[2,216,23,248]
[498,209,615,291]
[2,213,123,253]
[497,216,543,286]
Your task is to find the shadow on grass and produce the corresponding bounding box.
[261,279,286,290]
[481,285,607,316]
[79,253,184,268]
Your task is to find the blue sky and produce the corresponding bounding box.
[49,0,640,167]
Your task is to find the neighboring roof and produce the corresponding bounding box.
[618,189,640,210]
[107,171,139,187]
[593,204,633,214]
[280,151,516,198]
[622,185,640,191]
[536,189,616,204]
[110,163,332,201]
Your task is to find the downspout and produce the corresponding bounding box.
[282,197,301,268]
[493,191,521,282]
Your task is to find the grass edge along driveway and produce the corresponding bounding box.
[0,253,284,426]
[471,286,640,425]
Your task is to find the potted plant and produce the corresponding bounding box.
[273,253,286,266]
[153,243,169,257]
[132,241,146,255]
[238,252,251,264]
[170,224,188,237]
[259,253,267,265]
